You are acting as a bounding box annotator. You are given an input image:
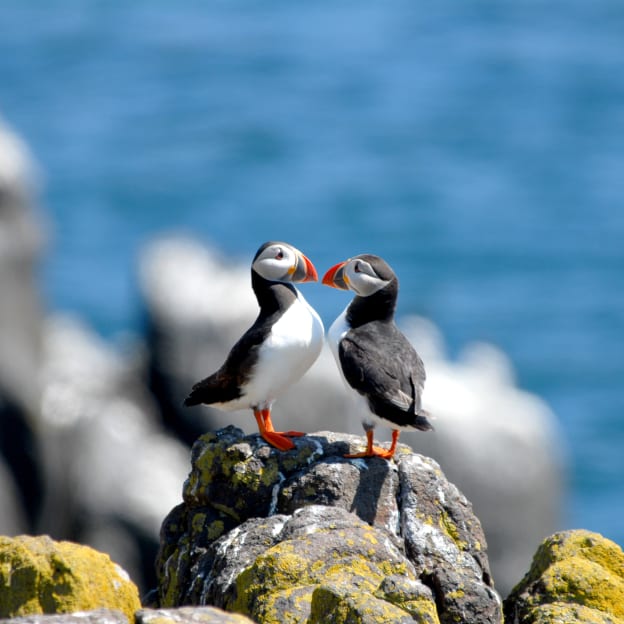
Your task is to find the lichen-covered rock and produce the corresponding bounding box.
[140,236,564,597]
[137,606,256,624]
[0,609,129,624]
[156,426,501,623]
[504,529,624,624]
[185,506,432,623]
[0,535,141,621]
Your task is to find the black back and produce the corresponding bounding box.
[339,272,432,430]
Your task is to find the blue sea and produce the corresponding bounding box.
[1,2,623,549]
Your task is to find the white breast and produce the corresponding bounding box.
[327,306,382,429]
[327,306,351,391]
[243,289,324,407]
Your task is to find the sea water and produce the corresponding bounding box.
[0,1,623,547]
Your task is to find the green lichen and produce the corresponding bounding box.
[191,512,207,534]
[0,535,140,621]
[211,503,240,521]
[159,541,190,608]
[205,520,226,541]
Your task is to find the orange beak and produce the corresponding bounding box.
[291,252,318,282]
[322,260,349,290]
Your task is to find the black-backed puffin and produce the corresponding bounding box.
[322,254,433,459]
[184,241,324,451]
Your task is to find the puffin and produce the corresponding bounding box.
[184,241,324,451]
[322,254,433,459]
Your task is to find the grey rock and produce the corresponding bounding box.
[157,426,502,623]
[0,115,45,415]
[137,607,255,624]
[401,328,564,597]
[0,457,27,534]
[0,610,128,624]
[37,316,189,594]
[0,116,46,531]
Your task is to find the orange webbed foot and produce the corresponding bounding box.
[254,409,304,451]
[344,429,399,460]
[344,445,396,460]
[260,431,297,451]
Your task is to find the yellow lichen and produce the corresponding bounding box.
[507,530,624,623]
[0,535,140,621]
[226,525,430,623]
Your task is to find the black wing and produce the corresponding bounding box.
[339,323,431,430]
[183,320,270,407]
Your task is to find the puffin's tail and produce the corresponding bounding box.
[414,409,434,432]
[183,391,202,407]
[183,374,240,407]
[183,377,211,407]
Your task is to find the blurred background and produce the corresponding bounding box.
[1,0,623,599]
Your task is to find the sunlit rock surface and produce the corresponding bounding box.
[156,426,502,624]
[137,606,256,624]
[0,535,140,621]
[504,530,624,624]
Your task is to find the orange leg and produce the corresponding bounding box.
[261,408,305,438]
[253,409,302,451]
[345,429,400,460]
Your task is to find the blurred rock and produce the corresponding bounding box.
[401,317,564,596]
[0,456,28,534]
[504,530,624,623]
[0,116,46,531]
[139,235,564,597]
[0,535,140,620]
[37,316,189,594]
[137,607,256,624]
[0,611,129,624]
[156,426,502,624]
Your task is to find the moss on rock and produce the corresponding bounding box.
[0,535,140,621]
[157,427,502,623]
[136,606,256,624]
[214,507,436,623]
[504,530,624,623]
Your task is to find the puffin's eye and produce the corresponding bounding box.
[275,248,284,260]
[354,262,361,273]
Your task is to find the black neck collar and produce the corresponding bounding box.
[346,280,397,328]
[251,269,298,316]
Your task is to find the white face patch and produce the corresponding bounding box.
[343,259,390,297]
[252,244,297,281]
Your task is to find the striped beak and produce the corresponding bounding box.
[290,251,319,282]
[322,260,349,290]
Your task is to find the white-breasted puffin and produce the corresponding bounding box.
[322,254,433,459]
[184,241,324,451]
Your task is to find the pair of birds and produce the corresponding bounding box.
[184,241,432,459]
